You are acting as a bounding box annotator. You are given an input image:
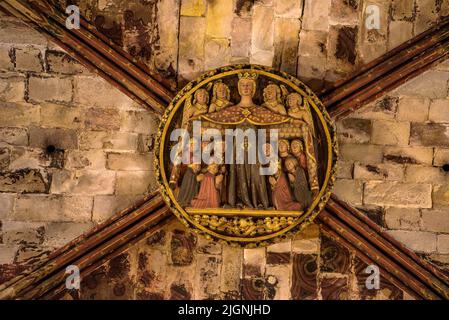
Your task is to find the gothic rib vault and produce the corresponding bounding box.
[0,0,449,299]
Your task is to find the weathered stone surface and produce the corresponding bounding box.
[340,144,383,163]
[0,244,19,264]
[275,0,303,18]
[364,181,432,208]
[387,230,437,253]
[65,150,106,170]
[396,97,430,122]
[85,108,121,131]
[329,0,359,24]
[13,194,93,222]
[328,25,358,72]
[121,110,158,134]
[333,179,363,205]
[273,18,301,75]
[292,224,320,254]
[46,50,86,74]
[0,169,48,193]
[206,0,233,38]
[196,236,222,255]
[384,207,421,230]
[371,120,410,146]
[336,160,354,179]
[220,246,243,294]
[434,148,449,166]
[51,169,116,195]
[396,70,449,99]
[0,18,47,45]
[428,99,449,123]
[44,222,92,247]
[432,184,449,206]
[265,264,291,299]
[40,103,82,129]
[421,209,449,233]
[0,127,27,146]
[320,235,350,273]
[116,171,154,195]
[107,153,152,171]
[410,123,449,147]
[297,55,327,80]
[74,76,134,109]
[1,221,45,245]
[302,0,330,31]
[28,76,72,103]
[204,38,231,70]
[231,17,251,57]
[415,0,438,34]
[0,45,13,71]
[92,195,140,223]
[359,0,388,63]
[80,131,138,151]
[251,5,274,65]
[0,102,39,126]
[355,96,398,120]
[180,0,206,16]
[405,165,448,184]
[29,127,78,150]
[0,75,25,102]
[194,254,222,299]
[0,193,14,219]
[14,47,43,72]
[170,229,196,266]
[337,118,371,144]
[0,147,9,169]
[178,17,206,82]
[388,21,413,50]
[383,146,434,165]
[438,235,449,254]
[392,0,415,20]
[354,163,404,181]
[291,253,318,299]
[243,247,266,277]
[298,29,327,58]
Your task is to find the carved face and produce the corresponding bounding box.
[195,89,208,105]
[285,158,297,172]
[264,85,278,102]
[238,79,255,97]
[278,140,289,155]
[291,140,303,156]
[216,83,228,100]
[287,93,303,108]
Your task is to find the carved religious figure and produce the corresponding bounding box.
[262,83,287,115]
[209,82,233,113]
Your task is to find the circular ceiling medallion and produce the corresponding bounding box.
[155,65,338,247]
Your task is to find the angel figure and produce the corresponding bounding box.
[286,92,315,136]
[182,88,209,127]
[262,83,287,115]
[209,81,233,113]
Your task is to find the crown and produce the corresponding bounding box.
[238,71,258,81]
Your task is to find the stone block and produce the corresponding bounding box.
[433,184,449,206]
[0,169,49,193]
[1,221,45,245]
[8,147,54,170]
[0,127,28,146]
[116,171,155,195]
[0,45,13,71]
[206,0,233,38]
[92,195,140,223]
[29,127,78,150]
[273,18,301,74]
[85,108,121,131]
[13,194,93,222]
[428,99,449,123]
[51,169,116,195]
[298,30,328,59]
[333,179,363,205]
[388,21,413,50]
[0,102,39,126]
[46,50,86,74]
[364,181,432,208]
[355,96,398,120]
[43,222,93,247]
[0,75,25,102]
[359,0,388,63]
[396,70,449,99]
[180,0,206,16]
[421,209,449,233]
[327,25,358,73]
[337,118,372,144]
[405,165,448,184]
[0,18,48,45]
[170,228,197,266]
[392,0,415,20]
[415,0,439,34]
[231,17,251,57]
[383,146,434,165]
[384,207,421,230]
[0,244,19,264]
[438,235,449,254]
[243,247,266,277]
[434,148,449,166]
[205,38,231,70]
[354,163,404,181]
[107,153,152,171]
[40,103,82,129]
[251,5,274,59]
[297,55,327,79]
[28,76,72,103]
[0,147,9,170]
[196,236,222,255]
[178,17,206,81]
[387,230,437,253]
[302,0,330,31]
[265,264,291,300]
[371,120,410,146]
[336,160,354,179]
[329,0,359,24]
[73,76,134,109]
[65,150,106,170]
[292,223,320,254]
[121,110,158,134]
[194,254,222,299]
[14,47,43,72]
[220,245,243,294]
[80,131,138,151]
[410,123,449,147]
[340,144,383,163]
[396,97,430,122]
[0,193,14,219]
[275,0,303,18]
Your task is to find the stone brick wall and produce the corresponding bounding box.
[334,62,449,265]
[0,14,158,266]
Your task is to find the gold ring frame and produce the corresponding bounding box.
[155,65,338,247]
